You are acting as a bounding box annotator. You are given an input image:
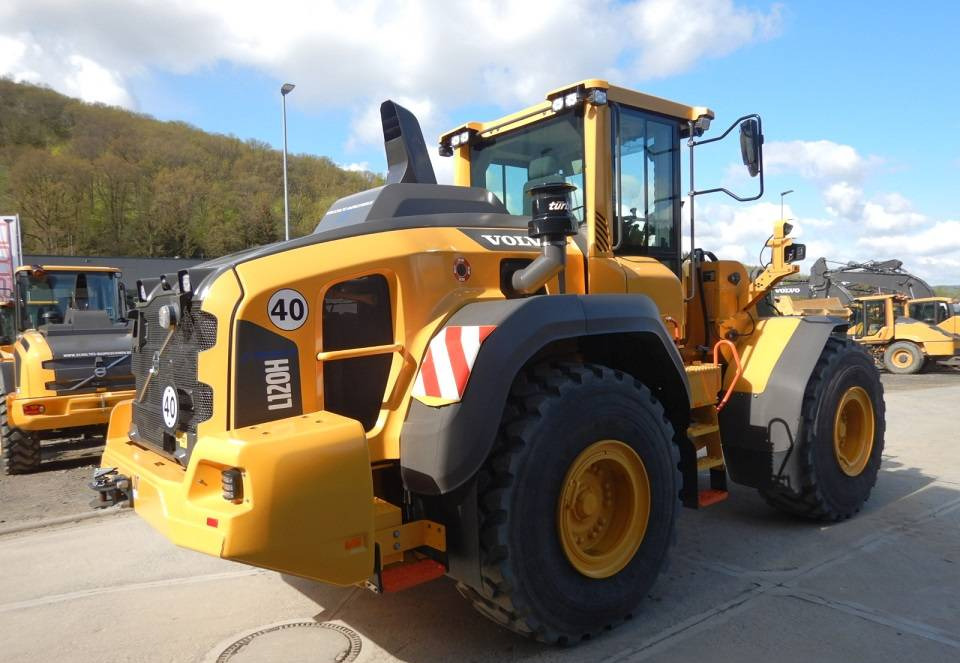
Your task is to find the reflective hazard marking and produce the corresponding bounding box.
[413,325,496,403]
[267,289,308,331]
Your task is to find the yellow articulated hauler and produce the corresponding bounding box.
[95,81,885,643]
[850,294,960,373]
[2,265,133,474]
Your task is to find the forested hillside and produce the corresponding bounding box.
[0,79,381,258]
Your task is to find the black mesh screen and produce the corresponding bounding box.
[322,275,393,431]
[131,295,216,450]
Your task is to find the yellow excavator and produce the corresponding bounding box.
[93,80,884,643]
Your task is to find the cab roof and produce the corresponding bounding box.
[440,79,713,143]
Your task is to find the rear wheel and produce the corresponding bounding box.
[461,363,679,644]
[762,338,885,520]
[1,400,41,474]
[883,341,923,374]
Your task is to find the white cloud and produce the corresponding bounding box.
[765,140,881,182]
[0,0,781,118]
[338,162,371,173]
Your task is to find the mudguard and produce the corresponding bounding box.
[719,316,848,491]
[0,360,12,395]
[400,294,689,495]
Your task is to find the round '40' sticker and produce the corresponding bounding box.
[267,289,308,331]
[161,385,178,429]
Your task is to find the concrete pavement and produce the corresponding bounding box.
[1,377,958,662]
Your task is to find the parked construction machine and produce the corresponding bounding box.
[773,258,959,373]
[93,81,885,643]
[848,294,959,373]
[1,265,134,473]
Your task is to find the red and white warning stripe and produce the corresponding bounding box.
[412,325,496,403]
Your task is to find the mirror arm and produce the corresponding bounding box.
[689,113,764,203]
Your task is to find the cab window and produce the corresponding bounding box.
[611,105,680,268]
[470,114,585,223]
[863,301,886,336]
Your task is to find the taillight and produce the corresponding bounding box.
[221,467,243,502]
[23,404,45,415]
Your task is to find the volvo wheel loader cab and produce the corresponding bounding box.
[849,294,959,374]
[95,80,885,644]
[1,265,134,474]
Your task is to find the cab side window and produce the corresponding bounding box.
[611,105,680,270]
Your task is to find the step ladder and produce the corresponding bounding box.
[685,363,729,508]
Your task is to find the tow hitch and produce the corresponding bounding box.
[90,467,132,508]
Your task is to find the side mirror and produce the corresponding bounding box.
[739,119,762,177]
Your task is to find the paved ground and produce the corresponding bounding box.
[0,373,958,662]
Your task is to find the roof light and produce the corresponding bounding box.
[551,97,564,112]
[451,134,462,147]
[588,89,607,105]
[458,131,470,145]
[564,91,580,108]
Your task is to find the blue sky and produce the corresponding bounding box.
[2,0,958,280]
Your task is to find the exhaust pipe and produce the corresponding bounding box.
[511,181,579,295]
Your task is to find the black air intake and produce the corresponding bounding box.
[381,100,437,185]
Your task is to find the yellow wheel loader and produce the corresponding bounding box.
[1,265,134,474]
[850,294,960,373]
[94,81,885,643]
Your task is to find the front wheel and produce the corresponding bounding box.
[762,338,885,520]
[462,363,680,644]
[1,400,41,475]
[883,341,923,374]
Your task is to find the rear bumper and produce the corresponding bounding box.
[8,390,134,431]
[100,401,376,586]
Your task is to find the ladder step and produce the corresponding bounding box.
[698,489,729,507]
[688,422,720,438]
[697,456,725,471]
[381,559,446,593]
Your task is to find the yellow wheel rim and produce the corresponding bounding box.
[833,386,875,477]
[891,349,913,368]
[557,440,650,579]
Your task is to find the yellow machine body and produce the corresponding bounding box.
[101,80,836,589]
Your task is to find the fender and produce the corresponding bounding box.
[0,360,13,395]
[400,294,689,495]
[719,316,848,491]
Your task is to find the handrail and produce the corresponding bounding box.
[713,339,742,412]
[316,343,403,362]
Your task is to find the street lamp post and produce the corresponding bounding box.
[281,82,296,241]
[780,189,794,222]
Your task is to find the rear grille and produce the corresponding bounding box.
[131,296,216,452]
[43,354,133,395]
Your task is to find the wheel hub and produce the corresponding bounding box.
[557,440,650,578]
[833,386,875,477]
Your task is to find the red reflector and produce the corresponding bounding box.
[381,559,446,593]
[206,517,219,528]
[344,535,364,551]
[23,404,45,415]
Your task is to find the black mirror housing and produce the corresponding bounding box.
[739,119,762,177]
[784,243,807,264]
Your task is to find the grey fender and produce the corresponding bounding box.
[0,360,13,395]
[400,294,690,495]
[718,316,849,491]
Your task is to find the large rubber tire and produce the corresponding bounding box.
[460,362,680,644]
[1,401,41,475]
[883,341,923,374]
[761,338,885,520]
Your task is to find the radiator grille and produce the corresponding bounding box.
[131,296,216,451]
